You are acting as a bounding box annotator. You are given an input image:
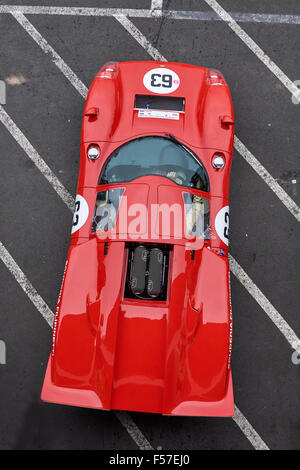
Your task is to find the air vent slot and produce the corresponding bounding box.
[125,243,171,301]
[134,95,185,112]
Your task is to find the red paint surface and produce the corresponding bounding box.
[41,61,234,416]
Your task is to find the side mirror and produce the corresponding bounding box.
[220,115,234,126]
[85,107,99,117]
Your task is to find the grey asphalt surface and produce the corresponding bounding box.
[0,0,299,450]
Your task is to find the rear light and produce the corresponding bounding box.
[207,69,226,86]
[98,62,118,79]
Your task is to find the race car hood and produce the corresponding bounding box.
[81,61,234,153]
[42,238,233,416]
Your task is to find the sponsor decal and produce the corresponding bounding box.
[215,205,229,245]
[138,109,180,120]
[71,194,89,234]
[143,67,180,94]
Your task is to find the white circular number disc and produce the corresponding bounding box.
[71,194,89,234]
[215,206,230,245]
[143,68,180,94]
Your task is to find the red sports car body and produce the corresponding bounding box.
[41,61,235,416]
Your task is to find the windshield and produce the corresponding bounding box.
[98,136,209,191]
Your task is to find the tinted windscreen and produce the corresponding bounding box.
[98,136,209,191]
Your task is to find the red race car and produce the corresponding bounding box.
[41,61,235,416]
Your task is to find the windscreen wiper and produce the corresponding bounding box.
[165,133,203,166]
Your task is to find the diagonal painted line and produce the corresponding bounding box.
[0,241,54,327]
[233,405,269,450]
[229,255,299,347]
[115,14,164,60]
[234,137,300,223]
[166,10,300,25]
[12,11,88,99]
[151,0,163,16]
[203,0,300,103]
[0,104,74,212]
[0,240,152,450]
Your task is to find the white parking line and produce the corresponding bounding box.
[115,14,164,61]
[229,255,299,347]
[233,405,269,450]
[0,105,74,212]
[1,5,300,25]
[0,242,54,326]
[0,240,152,449]
[0,5,152,17]
[234,137,300,223]
[203,0,300,103]
[12,11,88,99]
[167,10,300,25]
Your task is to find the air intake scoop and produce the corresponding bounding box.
[126,243,169,300]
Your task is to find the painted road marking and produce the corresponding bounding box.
[203,0,300,103]
[0,104,74,211]
[0,5,298,25]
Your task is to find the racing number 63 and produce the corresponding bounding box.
[143,68,180,94]
[150,73,172,88]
